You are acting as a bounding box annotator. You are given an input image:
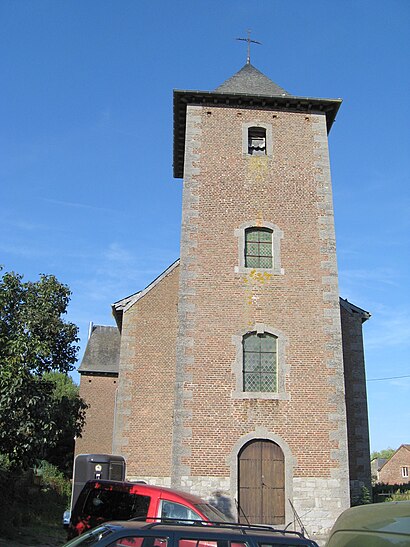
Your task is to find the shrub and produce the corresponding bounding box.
[0,459,71,538]
[36,460,71,499]
[385,490,410,502]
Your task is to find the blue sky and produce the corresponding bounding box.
[1,0,409,453]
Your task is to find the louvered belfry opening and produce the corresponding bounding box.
[248,126,266,155]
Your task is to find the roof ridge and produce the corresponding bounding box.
[214,63,290,97]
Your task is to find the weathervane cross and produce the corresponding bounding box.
[236,29,261,64]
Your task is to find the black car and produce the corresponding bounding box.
[62,519,319,547]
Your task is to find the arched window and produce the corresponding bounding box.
[243,332,278,392]
[245,227,273,268]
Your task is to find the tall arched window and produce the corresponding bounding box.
[245,227,273,268]
[243,332,278,392]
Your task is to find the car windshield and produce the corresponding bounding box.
[63,525,115,546]
[194,503,230,522]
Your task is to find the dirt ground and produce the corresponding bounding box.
[0,525,66,546]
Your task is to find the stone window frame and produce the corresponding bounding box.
[232,323,289,400]
[244,227,273,269]
[234,221,284,275]
[402,466,409,478]
[242,122,273,157]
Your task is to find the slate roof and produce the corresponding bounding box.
[340,298,371,323]
[78,324,120,375]
[215,63,290,96]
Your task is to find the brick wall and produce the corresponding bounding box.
[75,373,118,456]
[173,103,350,535]
[379,446,410,484]
[112,263,179,480]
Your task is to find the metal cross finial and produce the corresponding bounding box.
[236,29,262,64]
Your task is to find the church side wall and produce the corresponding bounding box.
[173,103,350,538]
[112,265,179,481]
[341,304,372,501]
[75,374,118,456]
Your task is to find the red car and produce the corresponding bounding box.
[68,480,229,539]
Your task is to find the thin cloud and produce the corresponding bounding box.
[365,310,410,350]
[75,242,177,304]
[0,242,51,260]
[0,218,42,231]
[43,197,119,215]
[104,243,134,263]
[339,267,400,287]
[389,377,410,390]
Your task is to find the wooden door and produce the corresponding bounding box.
[238,440,285,524]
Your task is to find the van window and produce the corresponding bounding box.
[179,542,247,547]
[179,541,218,547]
[83,489,150,521]
[160,500,202,522]
[259,543,304,547]
[109,537,167,547]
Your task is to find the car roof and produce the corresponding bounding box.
[103,520,313,542]
[330,501,410,535]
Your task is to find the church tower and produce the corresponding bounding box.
[107,60,370,541]
[172,62,350,535]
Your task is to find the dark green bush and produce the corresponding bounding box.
[0,459,70,539]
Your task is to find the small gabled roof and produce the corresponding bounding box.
[215,63,290,96]
[112,259,180,330]
[78,324,120,375]
[340,298,371,323]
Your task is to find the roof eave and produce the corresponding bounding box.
[340,298,371,323]
[173,89,342,179]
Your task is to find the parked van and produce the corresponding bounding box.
[67,480,229,539]
[325,500,410,546]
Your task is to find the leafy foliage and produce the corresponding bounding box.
[370,447,396,461]
[0,459,69,541]
[373,482,410,503]
[36,460,72,498]
[42,372,87,474]
[0,269,84,469]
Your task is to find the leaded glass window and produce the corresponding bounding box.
[243,332,277,392]
[245,228,273,268]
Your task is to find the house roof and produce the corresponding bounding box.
[379,444,410,471]
[340,298,371,323]
[78,324,120,375]
[173,63,342,178]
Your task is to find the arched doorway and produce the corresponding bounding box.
[238,439,285,524]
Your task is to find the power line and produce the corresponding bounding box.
[367,374,410,382]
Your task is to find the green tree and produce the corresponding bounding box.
[42,372,87,474]
[0,269,83,469]
[371,447,396,461]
